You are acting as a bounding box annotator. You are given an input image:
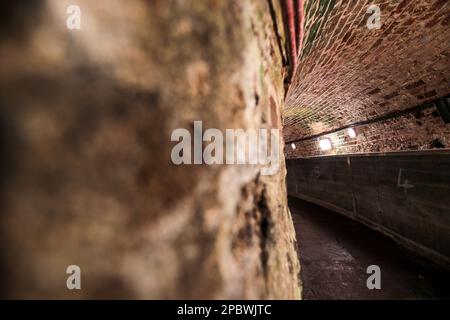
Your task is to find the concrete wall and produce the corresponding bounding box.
[0,0,300,299]
[287,151,450,269]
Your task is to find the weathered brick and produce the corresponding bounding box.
[286,106,450,158]
[284,0,450,148]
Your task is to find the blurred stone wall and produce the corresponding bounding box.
[0,0,301,299]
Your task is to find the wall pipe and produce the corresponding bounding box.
[296,0,305,59]
[284,0,297,74]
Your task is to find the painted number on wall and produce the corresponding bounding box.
[397,168,414,195]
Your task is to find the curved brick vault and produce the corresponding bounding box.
[284,0,450,153]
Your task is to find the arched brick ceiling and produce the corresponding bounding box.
[283,0,450,143]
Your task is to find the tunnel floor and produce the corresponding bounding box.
[289,196,450,300]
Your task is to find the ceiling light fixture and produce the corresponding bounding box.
[319,139,332,151]
[348,128,357,138]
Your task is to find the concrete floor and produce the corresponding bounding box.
[289,196,450,300]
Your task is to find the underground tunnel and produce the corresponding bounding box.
[0,0,449,302]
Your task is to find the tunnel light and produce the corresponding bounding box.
[291,143,296,150]
[319,138,332,151]
[348,128,357,138]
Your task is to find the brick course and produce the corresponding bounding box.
[286,105,450,158]
[284,0,450,150]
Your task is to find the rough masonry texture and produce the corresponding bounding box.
[284,0,450,157]
[0,0,300,299]
[286,104,450,157]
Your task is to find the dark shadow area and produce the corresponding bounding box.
[289,196,450,300]
[0,1,44,42]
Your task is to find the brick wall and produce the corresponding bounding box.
[283,0,450,150]
[286,105,450,158]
